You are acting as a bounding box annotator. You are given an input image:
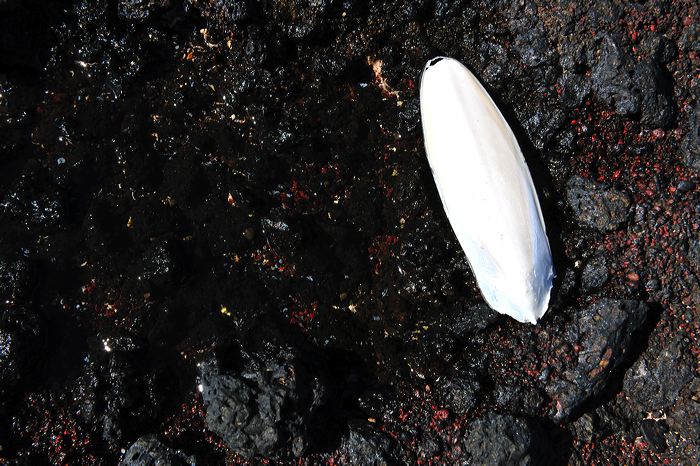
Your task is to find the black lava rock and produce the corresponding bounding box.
[1,173,66,232]
[508,9,553,68]
[623,335,693,412]
[119,434,195,465]
[559,72,590,109]
[581,255,608,290]
[523,106,566,150]
[134,239,182,289]
[591,35,640,117]
[0,327,18,396]
[547,299,649,420]
[590,35,674,128]
[493,383,547,417]
[450,303,500,336]
[459,414,534,465]
[681,102,700,170]
[188,0,254,23]
[0,256,31,303]
[436,359,480,415]
[199,345,325,459]
[0,307,41,398]
[566,176,630,232]
[270,0,334,39]
[118,0,170,20]
[336,424,401,466]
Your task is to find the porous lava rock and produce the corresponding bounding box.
[199,344,325,459]
[547,299,649,420]
[459,414,534,465]
[119,434,195,465]
[566,176,630,232]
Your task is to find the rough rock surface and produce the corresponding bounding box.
[547,299,649,420]
[623,335,693,412]
[581,254,609,290]
[460,414,534,465]
[335,424,401,466]
[681,102,700,170]
[590,34,675,128]
[199,345,324,459]
[566,176,631,232]
[119,435,195,465]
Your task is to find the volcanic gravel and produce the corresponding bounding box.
[0,0,698,464]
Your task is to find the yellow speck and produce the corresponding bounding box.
[391,168,398,176]
[348,303,357,313]
[220,306,232,317]
[126,216,134,228]
[368,417,376,423]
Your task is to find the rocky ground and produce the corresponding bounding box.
[0,0,698,464]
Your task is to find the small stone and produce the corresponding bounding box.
[623,335,693,411]
[199,344,325,459]
[336,424,401,465]
[119,434,195,465]
[566,176,630,232]
[581,255,608,290]
[546,299,649,420]
[460,414,534,465]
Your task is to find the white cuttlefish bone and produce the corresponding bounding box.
[420,57,554,324]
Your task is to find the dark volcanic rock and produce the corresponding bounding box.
[336,424,401,466]
[199,346,325,459]
[0,256,31,303]
[120,434,195,465]
[590,35,674,128]
[581,255,608,290]
[666,384,700,461]
[118,0,170,20]
[623,335,693,412]
[188,0,254,24]
[681,102,700,170]
[460,414,534,465]
[566,176,630,232]
[507,5,553,68]
[547,299,649,420]
[0,328,18,395]
[436,359,480,415]
[0,307,40,397]
[523,106,566,150]
[134,239,182,289]
[451,303,500,335]
[1,171,66,232]
[270,0,334,39]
